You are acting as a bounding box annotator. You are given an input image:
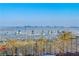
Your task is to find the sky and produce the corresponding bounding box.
[0,3,79,27]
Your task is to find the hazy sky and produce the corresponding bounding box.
[0,3,79,26]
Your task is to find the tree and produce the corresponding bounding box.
[53,31,76,55]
